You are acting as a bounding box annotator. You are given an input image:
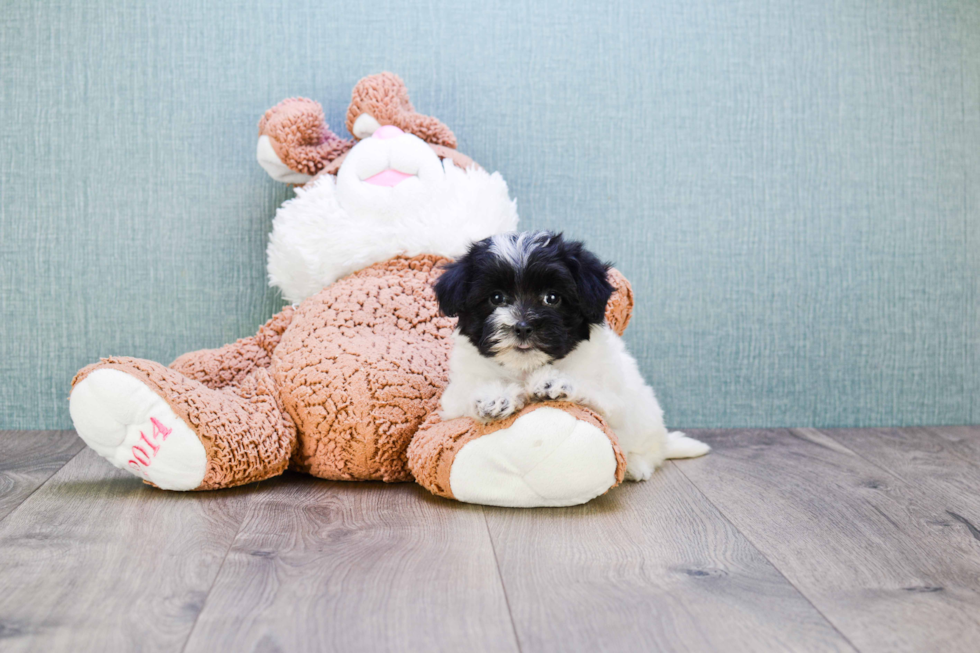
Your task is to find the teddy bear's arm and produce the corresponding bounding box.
[605,268,634,336]
[169,307,295,390]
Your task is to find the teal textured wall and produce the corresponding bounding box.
[1,0,977,429]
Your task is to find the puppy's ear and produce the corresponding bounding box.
[565,241,614,325]
[434,257,471,317]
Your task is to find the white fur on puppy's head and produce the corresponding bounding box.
[267,131,519,304]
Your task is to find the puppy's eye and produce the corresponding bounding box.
[489,292,507,306]
[543,292,561,306]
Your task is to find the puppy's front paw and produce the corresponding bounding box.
[474,386,524,422]
[527,369,576,402]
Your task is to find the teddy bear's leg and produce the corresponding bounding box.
[408,402,628,508]
[169,308,294,390]
[70,357,296,491]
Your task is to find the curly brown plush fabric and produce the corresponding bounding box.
[72,357,296,490]
[171,308,295,390]
[407,402,628,500]
[274,255,456,482]
[346,72,458,148]
[605,268,634,336]
[258,97,353,177]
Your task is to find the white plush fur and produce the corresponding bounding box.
[267,132,519,303]
[440,325,710,481]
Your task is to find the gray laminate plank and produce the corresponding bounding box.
[818,426,980,523]
[182,476,519,653]
[924,425,980,467]
[484,462,855,653]
[677,428,980,653]
[0,446,254,652]
[0,431,84,523]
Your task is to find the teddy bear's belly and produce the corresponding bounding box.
[271,255,455,482]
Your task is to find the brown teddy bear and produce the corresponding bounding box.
[68,73,639,507]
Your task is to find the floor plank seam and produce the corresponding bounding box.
[481,507,524,653]
[668,460,863,653]
[806,429,917,487]
[177,482,259,653]
[0,443,86,529]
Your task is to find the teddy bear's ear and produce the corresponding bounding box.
[345,72,458,149]
[258,97,353,183]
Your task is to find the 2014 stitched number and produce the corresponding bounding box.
[127,417,172,474]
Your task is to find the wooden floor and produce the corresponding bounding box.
[1,427,979,652]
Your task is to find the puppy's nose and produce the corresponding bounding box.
[372,125,404,140]
[514,321,533,339]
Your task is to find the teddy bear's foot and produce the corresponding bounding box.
[409,403,627,508]
[451,408,617,507]
[69,368,207,490]
[71,356,297,491]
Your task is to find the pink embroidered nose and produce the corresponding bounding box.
[373,125,404,140]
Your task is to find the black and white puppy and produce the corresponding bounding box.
[434,231,708,481]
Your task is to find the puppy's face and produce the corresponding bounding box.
[435,232,613,372]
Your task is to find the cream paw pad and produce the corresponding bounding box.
[69,369,206,490]
[447,406,621,508]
